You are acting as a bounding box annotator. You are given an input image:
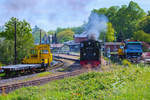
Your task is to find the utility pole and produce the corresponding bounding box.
[14,20,17,64]
[40,29,41,44]
[103,32,106,57]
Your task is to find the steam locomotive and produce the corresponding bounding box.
[80,39,101,68]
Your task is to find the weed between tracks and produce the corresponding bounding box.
[0,73,5,77]
[0,64,150,100]
[22,72,64,82]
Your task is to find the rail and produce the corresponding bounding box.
[0,69,88,94]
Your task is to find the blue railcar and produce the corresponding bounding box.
[124,41,143,59]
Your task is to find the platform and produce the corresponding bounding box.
[54,54,80,61]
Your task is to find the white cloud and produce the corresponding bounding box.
[0,0,149,31]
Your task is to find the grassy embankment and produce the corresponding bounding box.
[0,64,150,100]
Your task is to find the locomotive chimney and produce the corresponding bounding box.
[88,33,96,40]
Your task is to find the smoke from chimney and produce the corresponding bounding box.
[84,12,108,40]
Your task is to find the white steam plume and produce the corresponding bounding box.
[85,12,108,40]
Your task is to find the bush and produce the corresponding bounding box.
[1,65,150,100]
[122,59,131,67]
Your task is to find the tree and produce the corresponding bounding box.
[70,26,84,34]
[148,11,150,16]
[47,30,55,35]
[137,16,150,33]
[133,16,150,42]
[56,27,66,33]
[32,26,46,44]
[133,30,150,42]
[0,17,34,64]
[93,8,108,15]
[115,2,146,41]
[99,22,115,42]
[0,40,14,64]
[57,29,74,43]
[106,22,115,42]
[93,1,146,41]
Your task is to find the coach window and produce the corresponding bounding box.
[40,50,49,54]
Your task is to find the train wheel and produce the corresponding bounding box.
[43,67,47,71]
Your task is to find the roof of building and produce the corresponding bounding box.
[50,44,64,48]
[74,31,88,38]
[64,40,80,45]
[105,42,122,45]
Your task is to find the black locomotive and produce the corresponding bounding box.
[80,39,101,67]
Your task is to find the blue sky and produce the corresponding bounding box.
[0,0,149,31]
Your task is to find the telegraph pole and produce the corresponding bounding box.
[103,32,106,57]
[40,29,41,44]
[14,20,17,64]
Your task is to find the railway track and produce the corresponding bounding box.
[0,59,64,85]
[0,69,88,94]
[54,54,80,61]
[47,58,64,71]
[0,59,64,79]
[0,54,82,94]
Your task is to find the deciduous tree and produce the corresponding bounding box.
[57,29,74,43]
[0,17,34,64]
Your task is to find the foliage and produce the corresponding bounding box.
[99,22,115,42]
[32,25,46,44]
[70,26,84,34]
[137,16,150,33]
[1,65,150,100]
[0,40,14,64]
[93,8,108,15]
[106,22,115,42]
[57,29,74,43]
[99,31,105,41]
[148,11,150,16]
[37,72,52,77]
[39,1,149,43]
[0,17,34,64]
[122,59,131,67]
[107,65,150,100]
[93,1,146,41]
[133,13,150,43]
[133,30,150,42]
[47,26,84,43]
[47,30,55,35]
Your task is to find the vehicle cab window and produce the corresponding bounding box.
[40,50,49,54]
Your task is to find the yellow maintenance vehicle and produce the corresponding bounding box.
[2,44,53,76]
[118,43,125,58]
[22,44,53,66]
[118,40,143,63]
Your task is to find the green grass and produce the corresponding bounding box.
[0,64,150,100]
[36,72,52,77]
[105,65,150,100]
[0,73,5,77]
[22,72,53,82]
